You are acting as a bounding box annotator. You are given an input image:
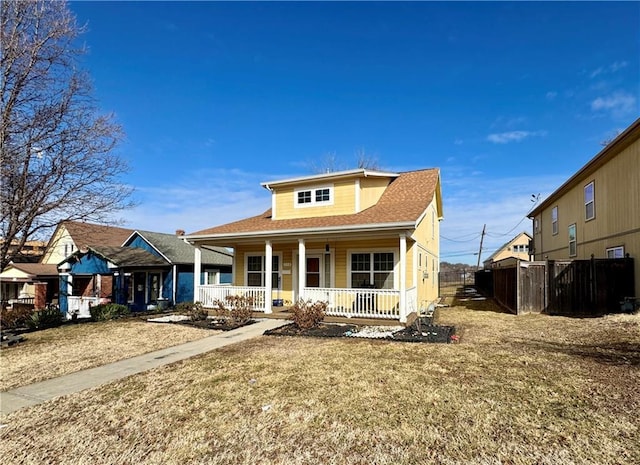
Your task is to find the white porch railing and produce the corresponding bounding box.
[302,287,410,320]
[196,285,418,321]
[198,285,267,312]
[67,296,100,319]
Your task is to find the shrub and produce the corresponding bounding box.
[215,295,254,325]
[290,299,327,329]
[0,305,35,329]
[90,303,130,322]
[27,306,64,330]
[174,301,208,321]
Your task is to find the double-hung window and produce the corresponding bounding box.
[350,252,394,289]
[551,206,558,235]
[247,255,280,288]
[568,224,577,257]
[584,181,595,221]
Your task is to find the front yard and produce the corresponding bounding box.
[1,297,638,464]
[0,318,215,391]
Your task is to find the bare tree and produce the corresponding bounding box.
[1,0,133,270]
[309,148,381,174]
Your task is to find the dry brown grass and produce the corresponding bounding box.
[0,319,214,391]
[1,297,639,464]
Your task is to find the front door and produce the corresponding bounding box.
[133,272,146,311]
[306,257,321,288]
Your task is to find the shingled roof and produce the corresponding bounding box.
[3,263,58,277]
[77,246,168,268]
[189,168,441,238]
[63,221,134,248]
[129,231,232,265]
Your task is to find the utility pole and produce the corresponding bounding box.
[476,224,486,269]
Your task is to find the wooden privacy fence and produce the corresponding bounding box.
[475,258,635,316]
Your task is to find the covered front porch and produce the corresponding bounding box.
[193,232,422,323]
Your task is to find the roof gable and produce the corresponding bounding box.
[188,168,441,239]
[59,246,168,269]
[124,230,232,266]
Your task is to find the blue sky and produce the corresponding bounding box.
[69,1,639,265]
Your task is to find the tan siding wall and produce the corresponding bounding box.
[359,177,390,211]
[532,137,640,293]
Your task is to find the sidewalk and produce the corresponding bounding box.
[0,318,288,416]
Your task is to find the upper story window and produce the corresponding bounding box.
[297,190,312,204]
[551,206,558,235]
[584,181,595,221]
[294,185,334,208]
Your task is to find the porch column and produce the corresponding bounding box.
[193,245,202,302]
[298,239,306,298]
[264,240,273,314]
[399,233,407,323]
[172,264,178,304]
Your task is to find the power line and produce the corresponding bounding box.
[441,233,481,243]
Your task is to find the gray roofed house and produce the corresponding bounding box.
[57,230,233,318]
[125,230,232,266]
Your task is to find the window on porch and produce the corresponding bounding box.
[350,252,394,289]
[247,255,280,289]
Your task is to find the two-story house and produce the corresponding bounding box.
[482,231,532,269]
[185,168,443,323]
[528,117,639,296]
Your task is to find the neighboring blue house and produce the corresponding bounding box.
[57,230,232,318]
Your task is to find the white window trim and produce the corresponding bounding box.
[585,181,595,221]
[552,206,558,236]
[606,246,625,259]
[204,268,225,285]
[568,224,577,257]
[294,184,334,208]
[347,248,398,289]
[244,252,283,287]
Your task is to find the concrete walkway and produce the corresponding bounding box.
[0,318,288,416]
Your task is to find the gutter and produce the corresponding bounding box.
[184,221,417,243]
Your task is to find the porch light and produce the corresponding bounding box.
[325,244,330,252]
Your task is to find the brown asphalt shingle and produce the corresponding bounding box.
[63,222,134,248]
[6,263,58,277]
[190,169,440,236]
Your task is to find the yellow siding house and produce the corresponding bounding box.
[185,168,443,323]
